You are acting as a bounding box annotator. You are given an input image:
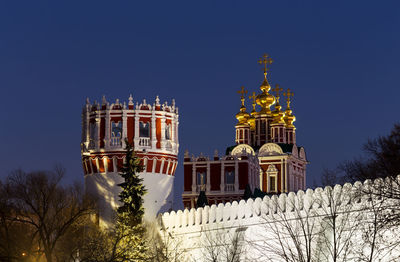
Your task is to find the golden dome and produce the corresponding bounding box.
[255,74,276,115]
[247,92,257,130]
[236,86,250,125]
[271,84,286,125]
[283,88,296,128]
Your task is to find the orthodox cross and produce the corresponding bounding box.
[249,91,257,111]
[283,88,294,107]
[272,84,283,102]
[237,86,248,106]
[258,54,273,74]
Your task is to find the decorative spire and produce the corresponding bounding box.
[272,84,283,109]
[258,53,274,76]
[247,91,257,130]
[283,88,294,109]
[235,86,250,125]
[255,54,275,115]
[237,86,248,107]
[155,95,160,106]
[86,97,90,105]
[128,94,134,105]
[249,91,257,113]
[283,88,296,128]
[102,95,107,105]
[272,84,285,124]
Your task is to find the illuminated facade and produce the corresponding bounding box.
[81,95,179,227]
[182,54,308,208]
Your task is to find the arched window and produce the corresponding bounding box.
[139,122,150,137]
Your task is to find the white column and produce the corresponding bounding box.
[206,162,210,193]
[122,110,127,148]
[192,163,196,193]
[220,162,225,193]
[175,119,180,153]
[85,109,90,148]
[95,112,100,149]
[104,110,110,149]
[170,118,175,152]
[234,158,239,192]
[134,112,139,147]
[160,116,166,150]
[151,113,157,148]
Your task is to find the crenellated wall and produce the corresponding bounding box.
[159,176,400,261]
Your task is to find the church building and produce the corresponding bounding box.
[182,54,308,209]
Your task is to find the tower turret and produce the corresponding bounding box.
[283,89,296,144]
[235,86,251,145]
[81,95,179,227]
[271,84,286,143]
[254,54,276,146]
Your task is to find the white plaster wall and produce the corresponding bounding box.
[85,171,174,228]
[160,176,400,261]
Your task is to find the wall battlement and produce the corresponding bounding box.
[161,176,399,231]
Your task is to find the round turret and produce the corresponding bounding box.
[81,95,179,227]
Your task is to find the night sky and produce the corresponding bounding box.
[1,1,399,209]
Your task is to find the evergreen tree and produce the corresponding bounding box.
[243,184,253,200]
[115,139,148,261]
[196,191,208,208]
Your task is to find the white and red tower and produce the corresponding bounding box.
[81,95,179,227]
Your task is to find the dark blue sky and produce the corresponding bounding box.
[1,1,399,209]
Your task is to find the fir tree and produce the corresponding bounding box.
[115,139,148,261]
[243,184,253,200]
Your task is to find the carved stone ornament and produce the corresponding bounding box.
[258,143,283,156]
[231,144,255,156]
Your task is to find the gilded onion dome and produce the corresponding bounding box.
[256,54,276,115]
[235,86,250,125]
[271,84,285,124]
[247,92,257,130]
[283,88,296,128]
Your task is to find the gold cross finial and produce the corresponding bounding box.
[272,84,283,100]
[283,88,294,108]
[249,91,257,111]
[258,54,273,75]
[237,86,248,106]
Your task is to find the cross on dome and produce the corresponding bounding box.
[258,54,273,75]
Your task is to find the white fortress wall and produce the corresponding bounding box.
[159,176,400,261]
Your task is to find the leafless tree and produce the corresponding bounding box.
[253,193,321,262]
[4,167,95,262]
[315,185,362,262]
[198,225,247,262]
[145,221,186,262]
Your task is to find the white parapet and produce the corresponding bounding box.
[159,175,400,261]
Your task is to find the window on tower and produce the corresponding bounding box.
[165,124,171,140]
[139,122,150,137]
[89,122,97,148]
[111,121,122,146]
[196,172,206,192]
[269,175,276,192]
[225,170,235,191]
